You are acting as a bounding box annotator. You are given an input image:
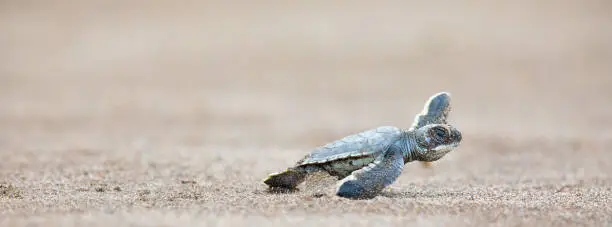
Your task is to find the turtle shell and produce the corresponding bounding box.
[297,126,405,166]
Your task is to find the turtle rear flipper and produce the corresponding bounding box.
[263,167,308,189]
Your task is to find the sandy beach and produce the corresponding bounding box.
[1,1,611,226]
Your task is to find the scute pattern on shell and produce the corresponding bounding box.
[298,126,404,165]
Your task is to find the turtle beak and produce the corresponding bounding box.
[453,129,462,143]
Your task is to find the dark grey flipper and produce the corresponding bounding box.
[263,164,323,189]
[335,146,404,199]
[263,167,309,189]
[410,92,451,130]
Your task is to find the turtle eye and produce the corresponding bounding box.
[432,126,448,139]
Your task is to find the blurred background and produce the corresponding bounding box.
[2,1,611,147]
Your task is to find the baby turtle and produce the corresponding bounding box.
[263,92,462,199]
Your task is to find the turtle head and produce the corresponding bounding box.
[413,124,462,162]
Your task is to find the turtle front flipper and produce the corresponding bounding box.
[410,92,451,130]
[263,167,308,189]
[335,146,404,199]
[411,92,452,168]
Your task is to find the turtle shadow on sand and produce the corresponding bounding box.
[263,187,423,200]
[379,188,472,200]
[266,187,300,194]
[263,186,420,199]
[378,190,419,199]
[263,187,329,199]
[262,186,463,201]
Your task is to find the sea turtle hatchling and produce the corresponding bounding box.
[263,92,462,199]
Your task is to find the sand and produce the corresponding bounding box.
[1,1,612,226]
